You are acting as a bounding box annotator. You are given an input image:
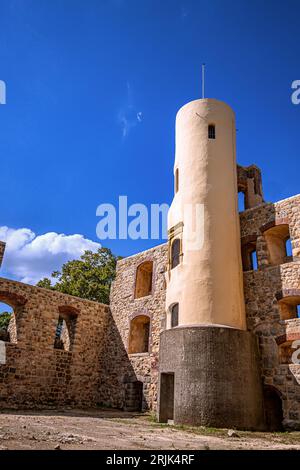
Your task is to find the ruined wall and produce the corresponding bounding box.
[241,194,300,429]
[0,277,110,408]
[237,164,264,209]
[107,244,168,412]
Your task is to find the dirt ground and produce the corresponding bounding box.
[0,409,299,450]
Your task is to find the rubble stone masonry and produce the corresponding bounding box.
[0,277,110,408]
[108,244,168,412]
[240,194,300,429]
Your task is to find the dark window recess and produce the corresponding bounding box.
[171,304,179,328]
[171,239,180,269]
[175,168,179,194]
[208,124,215,139]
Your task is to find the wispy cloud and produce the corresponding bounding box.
[0,226,101,284]
[181,5,189,20]
[118,82,143,138]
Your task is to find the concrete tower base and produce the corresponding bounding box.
[158,326,265,430]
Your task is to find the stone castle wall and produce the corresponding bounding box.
[0,277,110,408]
[240,194,300,429]
[108,244,168,412]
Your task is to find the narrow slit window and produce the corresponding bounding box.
[54,307,78,351]
[241,239,258,272]
[175,168,179,194]
[208,124,215,139]
[54,316,67,350]
[171,304,179,328]
[171,238,180,269]
[285,237,292,257]
[238,191,246,212]
[251,250,258,270]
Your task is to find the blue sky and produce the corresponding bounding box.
[0,0,299,283]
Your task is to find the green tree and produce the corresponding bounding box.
[36,278,53,289]
[0,312,11,330]
[36,247,120,304]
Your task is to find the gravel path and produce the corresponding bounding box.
[0,409,299,450]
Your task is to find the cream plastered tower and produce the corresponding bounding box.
[166,98,246,329]
[158,98,265,430]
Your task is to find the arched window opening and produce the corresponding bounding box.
[171,239,180,269]
[263,224,291,266]
[171,303,179,328]
[241,239,258,271]
[134,261,153,299]
[0,303,13,342]
[0,293,26,344]
[54,307,78,351]
[278,296,300,321]
[128,315,150,354]
[175,168,179,194]
[208,124,215,139]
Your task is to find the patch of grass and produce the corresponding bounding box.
[104,411,300,446]
[148,412,157,423]
[145,418,300,444]
[145,418,226,436]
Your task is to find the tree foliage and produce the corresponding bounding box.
[0,312,11,330]
[36,248,120,304]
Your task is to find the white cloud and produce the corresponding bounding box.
[0,226,101,285]
[118,82,143,138]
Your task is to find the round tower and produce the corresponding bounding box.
[166,98,246,329]
[158,98,265,430]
